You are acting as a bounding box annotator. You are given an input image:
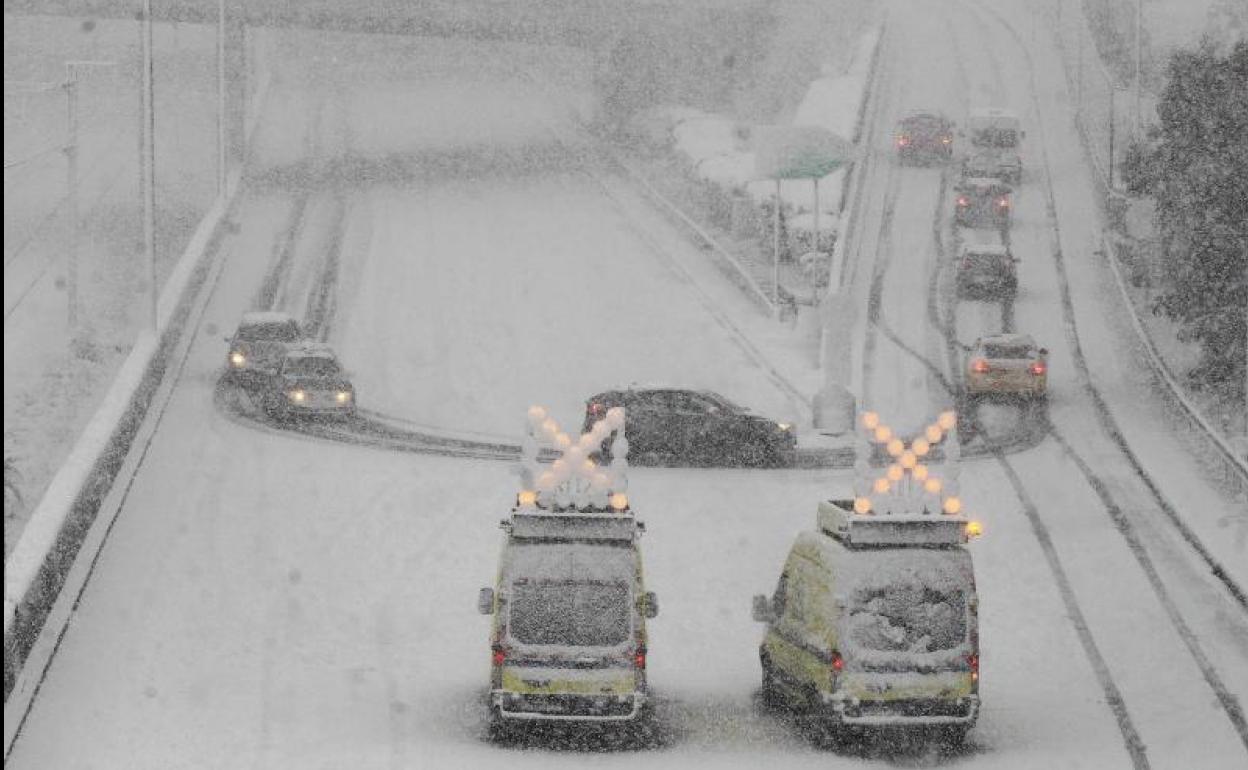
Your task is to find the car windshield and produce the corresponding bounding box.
[847,585,968,653]
[983,343,1033,359]
[237,322,299,342]
[283,357,340,377]
[508,580,631,647]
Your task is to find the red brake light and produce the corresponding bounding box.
[589,402,604,417]
[831,651,844,673]
[897,135,909,146]
[998,197,1010,208]
[967,652,979,682]
[957,196,969,207]
[971,359,990,374]
[1030,361,1046,375]
[492,646,506,667]
[634,648,647,670]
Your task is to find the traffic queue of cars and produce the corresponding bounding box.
[893,106,1049,406]
[222,311,357,421]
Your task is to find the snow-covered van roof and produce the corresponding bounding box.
[977,332,1036,347]
[239,310,297,325]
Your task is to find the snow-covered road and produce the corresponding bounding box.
[6,2,1247,768]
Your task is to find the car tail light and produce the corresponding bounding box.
[589,402,605,418]
[967,652,979,682]
[831,651,844,674]
[1030,361,1047,375]
[897,135,909,147]
[971,359,990,374]
[997,197,1010,208]
[634,648,647,670]
[957,196,969,207]
[492,645,507,667]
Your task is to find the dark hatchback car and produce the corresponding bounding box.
[954,177,1012,232]
[584,388,797,468]
[895,111,955,164]
[957,244,1018,300]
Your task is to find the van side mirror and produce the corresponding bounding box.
[477,587,495,615]
[752,594,776,623]
[641,591,659,619]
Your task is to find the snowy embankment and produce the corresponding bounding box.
[645,27,881,247]
[3,29,275,688]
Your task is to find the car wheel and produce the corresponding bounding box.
[760,657,785,710]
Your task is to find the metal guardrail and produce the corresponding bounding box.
[1043,3,1248,493]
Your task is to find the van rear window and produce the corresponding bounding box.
[847,586,967,653]
[509,580,630,647]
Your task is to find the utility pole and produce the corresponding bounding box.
[1108,87,1116,190]
[773,179,781,317]
[216,0,227,196]
[1134,0,1143,135]
[141,0,157,331]
[63,60,114,334]
[64,64,79,332]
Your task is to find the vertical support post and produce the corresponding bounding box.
[141,0,157,331]
[812,177,820,253]
[773,178,781,317]
[1076,15,1084,108]
[64,64,79,332]
[1134,0,1143,136]
[216,0,227,195]
[1107,87,1116,191]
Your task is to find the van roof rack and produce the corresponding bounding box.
[818,500,970,547]
[502,509,643,543]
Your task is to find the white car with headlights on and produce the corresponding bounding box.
[223,311,304,387]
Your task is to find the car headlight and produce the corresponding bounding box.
[288,389,306,403]
[229,351,245,367]
[336,390,351,403]
[777,422,793,432]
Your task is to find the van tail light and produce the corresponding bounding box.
[967,652,979,682]
[492,645,507,667]
[997,197,1010,208]
[1030,361,1047,376]
[957,196,970,207]
[897,135,910,147]
[971,359,990,374]
[634,647,647,670]
[831,650,844,674]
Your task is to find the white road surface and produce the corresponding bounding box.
[7,1,1247,768]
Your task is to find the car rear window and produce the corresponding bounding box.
[847,585,968,653]
[983,343,1032,359]
[238,321,299,342]
[972,127,1018,147]
[509,580,631,647]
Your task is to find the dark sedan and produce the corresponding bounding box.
[259,343,356,421]
[584,388,797,468]
[895,111,955,164]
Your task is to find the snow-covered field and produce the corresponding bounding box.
[4,16,221,555]
[4,0,1247,768]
